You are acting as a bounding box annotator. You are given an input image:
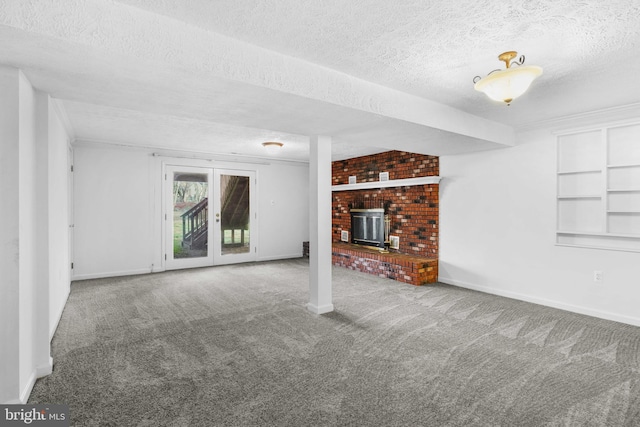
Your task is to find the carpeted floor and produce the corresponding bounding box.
[30,258,640,426]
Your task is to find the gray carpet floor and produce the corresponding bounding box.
[30,258,640,426]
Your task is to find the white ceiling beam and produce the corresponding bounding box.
[0,0,514,147]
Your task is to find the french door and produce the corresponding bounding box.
[164,165,256,270]
[165,165,214,270]
[213,169,256,265]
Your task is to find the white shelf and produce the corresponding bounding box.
[607,163,640,169]
[557,195,601,199]
[608,210,640,214]
[557,230,603,236]
[557,124,640,251]
[332,176,441,191]
[556,243,640,253]
[557,169,601,175]
[557,230,640,238]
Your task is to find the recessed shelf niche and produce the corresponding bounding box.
[556,122,640,252]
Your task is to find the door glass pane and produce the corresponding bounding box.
[220,175,250,255]
[173,173,208,258]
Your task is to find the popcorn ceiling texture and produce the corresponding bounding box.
[0,0,513,155]
[113,0,640,121]
[0,0,468,124]
[2,0,640,161]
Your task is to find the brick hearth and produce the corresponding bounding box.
[332,242,437,286]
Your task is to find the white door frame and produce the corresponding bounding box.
[162,162,258,270]
[68,142,74,279]
[164,165,214,270]
[213,169,257,265]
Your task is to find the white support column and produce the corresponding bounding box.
[0,67,55,404]
[308,135,334,314]
[0,66,22,404]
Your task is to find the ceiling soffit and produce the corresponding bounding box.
[115,0,640,127]
[0,0,514,151]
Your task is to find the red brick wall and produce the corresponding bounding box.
[332,151,439,257]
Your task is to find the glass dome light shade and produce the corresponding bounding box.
[474,65,543,104]
[262,141,283,154]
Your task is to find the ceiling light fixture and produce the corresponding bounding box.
[262,141,283,153]
[473,51,542,105]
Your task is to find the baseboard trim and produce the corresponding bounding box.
[257,254,304,262]
[35,357,53,378]
[19,371,37,404]
[73,259,307,281]
[50,285,71,342]
[306,303,334,315]
[14,358,54,404]
[438,276,640,327]
[72,268,152,281]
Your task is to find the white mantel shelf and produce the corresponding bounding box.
[332,176,441,192]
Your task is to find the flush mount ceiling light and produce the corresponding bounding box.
[473,51,543,105]
[262,141,283,153]
[262,141,283,148]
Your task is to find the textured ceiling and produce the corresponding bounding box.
[1,1,640,161]
[115,0,640,124]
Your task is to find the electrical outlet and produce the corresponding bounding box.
[593,270,603,283]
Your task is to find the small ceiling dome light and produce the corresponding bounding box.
[262,141,283,149]
[473,51,542,105]
[262,141,283,154]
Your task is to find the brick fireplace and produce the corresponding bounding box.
[331,151,439,285]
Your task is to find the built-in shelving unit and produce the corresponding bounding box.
[556,122,640,252]
[331,176,441,192]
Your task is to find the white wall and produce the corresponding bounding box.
[73,143,310,279]
[73,146,153,278]
[33,93,71,383]
[256,162,309,261]
[439,123,640,327]
[0,66,23,404]
[47,99,71,338]
[0,67,72,403]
